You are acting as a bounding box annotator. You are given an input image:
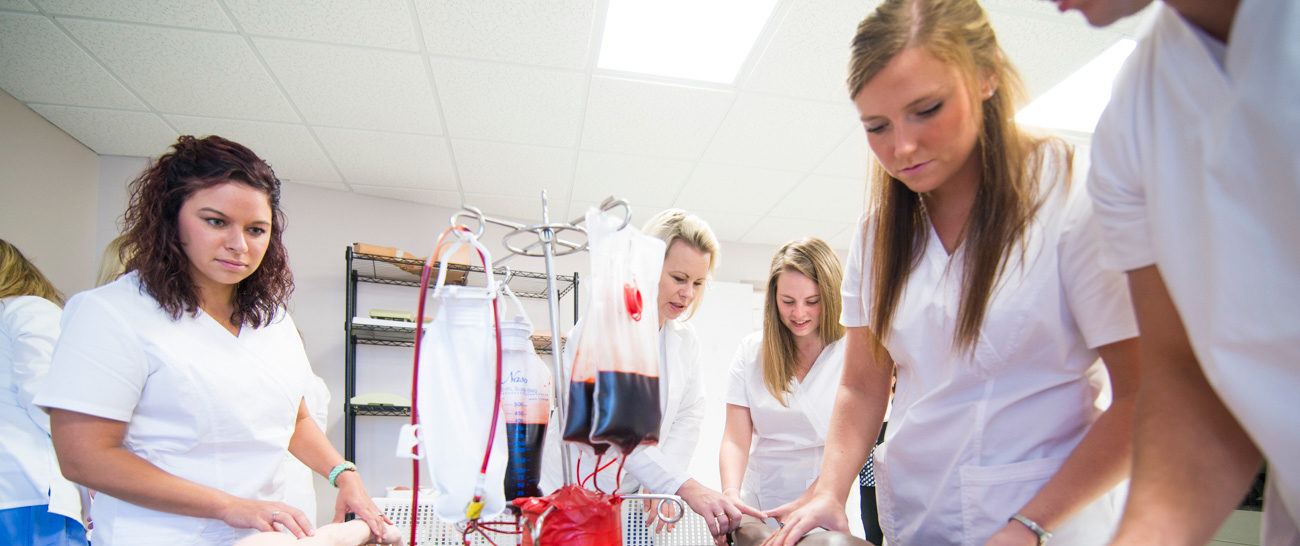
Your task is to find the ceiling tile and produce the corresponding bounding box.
[0,13,144,109]
[675,163,802,216]
[0,0,36,12]
[33,0,234,31]
[581,76,734,160]
[254,37,440,134]
[571,151,693,208]
[742,0,879,102]
[681,210,761,243]
[164,115,341,184]
[462,193,568,226]
[432,58,586,147]
[702,93,857,171]
[987,10,1125,99]
[286,179,349,192]
[58,19,297,121]
[415,0,595,70]
[224,0,420,51]
[566,200,658,233]
[814,128,869,179]
[314,127,457,190]
[352,185,461,207]
[827,222,857,252]
[452,140,576,201]
[28,104,177,156]
[980,0,1154,37]
[771,175,866,223]
[740,215,851,247]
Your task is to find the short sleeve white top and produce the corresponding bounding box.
[0,296,83,523]
[724,332,844,511]
[1088,1,1300,536]
[35,272,312,546]
[841,145,1138,545]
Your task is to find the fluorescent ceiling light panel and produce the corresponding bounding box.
[598,0,779,84]
[1016,38,1137,134]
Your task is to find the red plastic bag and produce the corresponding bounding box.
[513,485,620,546]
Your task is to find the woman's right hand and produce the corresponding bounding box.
[218,497,314,538]
[762,491,847,546]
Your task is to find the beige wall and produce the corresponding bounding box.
[0,89,99,295]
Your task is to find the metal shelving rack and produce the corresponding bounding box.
[342,248,579,460]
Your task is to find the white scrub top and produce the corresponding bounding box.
[36,272,312,546]
[0,296,84,524]
[725,333,863,535]
[1089,2,1300,542]
[541,319,705,497]
[842,145,1139,546]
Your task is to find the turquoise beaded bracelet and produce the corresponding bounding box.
[329,461,357,488]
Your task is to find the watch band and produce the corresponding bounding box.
[329,461,357,488]
[1009,513,1052,545]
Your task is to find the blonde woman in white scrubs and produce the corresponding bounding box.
[720,238,868,544]
[36,136,388,545]
[766,1,1141,545]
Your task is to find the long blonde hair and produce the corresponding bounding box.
[96,234,130,287]
[0,239,64,305]
[761,238,844,405]
[849,0,1068,355]
[642,209,720,320]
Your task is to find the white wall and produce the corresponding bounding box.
[91,154,787,522]
[0,89,100,295]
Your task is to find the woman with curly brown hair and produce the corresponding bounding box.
[35,135,388,545]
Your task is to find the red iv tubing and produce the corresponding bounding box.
[409,226,506,543]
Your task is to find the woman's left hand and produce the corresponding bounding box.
[984,521,1039,546]
[677,479,766,539]
[332,471,391,537]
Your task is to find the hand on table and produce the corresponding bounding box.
[677,479,766,539]
[219,497,315,538]
[762,492,846,546]
[332,471,391,538]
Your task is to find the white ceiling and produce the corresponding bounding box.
[0,0,1147,250]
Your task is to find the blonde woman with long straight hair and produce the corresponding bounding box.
[766,1,1141,545]
[718,238,871,544]
[0,240,87,545]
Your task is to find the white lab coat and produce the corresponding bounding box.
[0,296,85,525]
[725,333,864,536]
[541,319,705,497]
[1088,2,1300,542]
[842,146,1139,546]
[35,272,312,546]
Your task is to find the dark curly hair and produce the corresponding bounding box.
[120,135,292,327]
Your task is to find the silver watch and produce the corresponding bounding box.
[1009,513,1052,545]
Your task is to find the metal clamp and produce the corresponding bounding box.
[622,493,687,524]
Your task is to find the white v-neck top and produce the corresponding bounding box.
[841,146,1138,545]
[36,272,312,546]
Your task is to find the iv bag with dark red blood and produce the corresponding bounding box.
[500,313,552,500]
[560,317,606,455]
[578,206,666,455]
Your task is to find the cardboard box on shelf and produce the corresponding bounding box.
[352,242,472,285]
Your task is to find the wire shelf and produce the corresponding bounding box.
[351,321,556,353]
[351,252,574,299]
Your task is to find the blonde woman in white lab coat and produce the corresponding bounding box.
[36,136,388,545]
[766,1,1142,545]
[546,209,762,543]
[719,238,867,542]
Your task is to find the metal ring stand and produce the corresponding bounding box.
[448,192,683,545]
